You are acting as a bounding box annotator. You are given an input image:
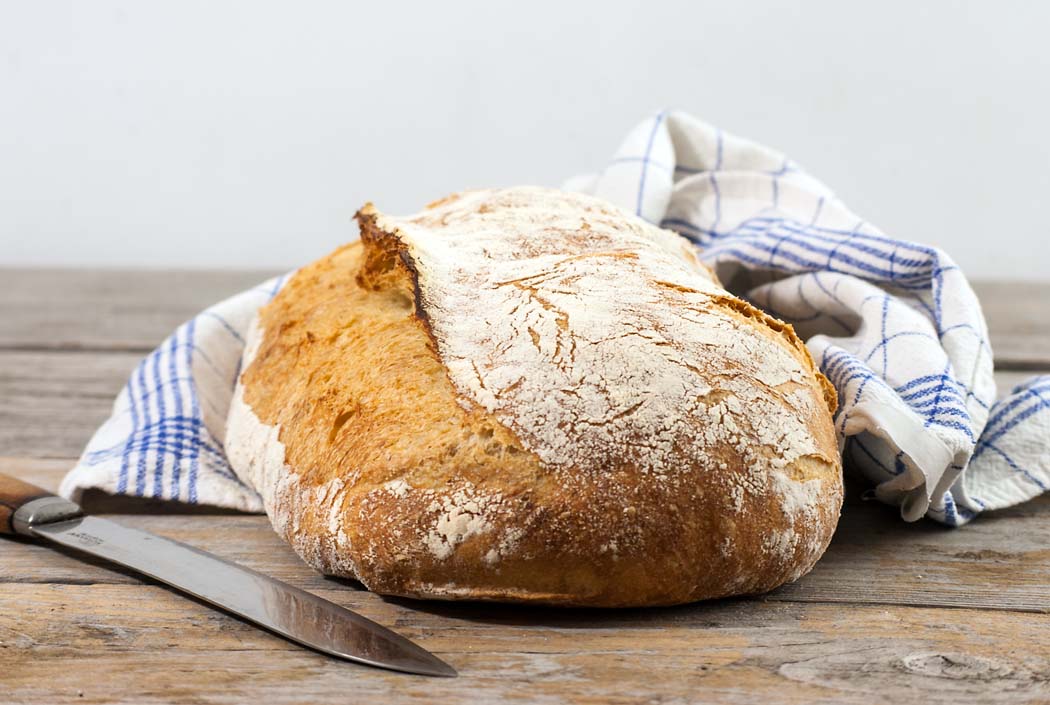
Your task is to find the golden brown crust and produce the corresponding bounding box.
[229,188,843,607]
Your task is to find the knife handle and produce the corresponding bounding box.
[0,473,83,536]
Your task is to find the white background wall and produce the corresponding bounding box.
[1,1,1048,279]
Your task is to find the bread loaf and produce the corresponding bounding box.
[225,186,842,607]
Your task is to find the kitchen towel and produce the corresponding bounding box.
[61,110,1050,525]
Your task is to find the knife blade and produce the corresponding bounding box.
[0,473,455,677]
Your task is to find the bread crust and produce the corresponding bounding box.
[226,187,842,607]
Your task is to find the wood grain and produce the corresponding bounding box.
[973,281,1050,369]
[2,583,1048,705]
[1,270,1049,704]
[1,348,1044,461]
[2,458,1048,613]
[2,271,1047,369]
[0,472,53,535]
[0,268,276,352]
[0,351,140,458]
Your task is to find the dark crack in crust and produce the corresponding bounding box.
[711,294,838,416]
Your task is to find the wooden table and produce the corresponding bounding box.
[2,270,1048,704]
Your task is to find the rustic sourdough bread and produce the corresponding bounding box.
[225,186,842,607]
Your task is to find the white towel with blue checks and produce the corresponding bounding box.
[61,111,1050,526]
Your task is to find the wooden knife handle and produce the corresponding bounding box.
[0,473,82,536]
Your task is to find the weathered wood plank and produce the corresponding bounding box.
[0,350,140,458]
[973,281,1050,369]
[1,582,1047,705]
[2,271,1048,368]
[2,347,1046,461]
[2,457,1048,614]
[770,491,1050,613]
[995,369,1049,392]
[0,268,277,352]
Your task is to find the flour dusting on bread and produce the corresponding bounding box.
[366,188,832,507]
[225,187,843,607]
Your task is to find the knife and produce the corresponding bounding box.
[0,472,456,677]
